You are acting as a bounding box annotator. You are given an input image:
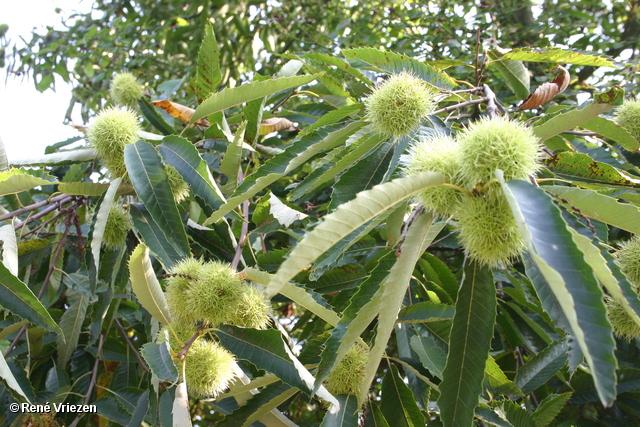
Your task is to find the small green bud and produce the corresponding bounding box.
[458,116,540,187]
[616,98,640,142]
[87,107,141,181]
[101,204,132,250]
[606,297,640,341]
[165,164,190,203]
[616,235,640,289]
[404,134,464,216]
[325,340,369,396]
[184,339,237,397]
[110,72,144,108]
[365,71,437,139]
[455,191,525,266]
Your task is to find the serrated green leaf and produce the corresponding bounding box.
[532,392,572,427]
[410,334,447,379]
[582,115,639,151]
[300,103,363,137]
[290,132,386,201]
[195,24,222,102]
[380,365,425,427]
[138,98,176,135]
[91,177,121,277]
[475,405,514,427]
[485,356,522,397]
[361,213,441,402]
[501,400,536,427]
[320,394,359,427]
[128,242,172,325]
[543,152,640,186]
[437,261,496,427]
[124,141,190,263]
[365,402,391,427]
[328,138,394,210]
[158,135,225,213]
[267,172,444,298]
[0,222,18,276]
[303,52,372,85]
[126,390,149,427]
[141,342,178,382]
[0,168,58,196]
[534,87,623,140]
[58,181,131,196]
[514,339,568,394]
[0,352,30,402]
[222,381,297,427]
[213,325,311,395]
[220,122,246,193]
[501,47,617,67]
[205,122,365,224]
[398,302,455,323]
[544,186,640,234]
[487,50,530,99]
[500,176,617,407]
[342,48,457,89]
[0,262,60,333]
[314,252,395,393]
[130,204,186,270]
[56,289,90,366]
[192,74,320,123]
[10,148,97,167]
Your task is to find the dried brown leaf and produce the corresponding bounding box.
[517,65,570,111]
[259,117,299,135]
[151,100,210,126]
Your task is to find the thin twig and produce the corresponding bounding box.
[0,193,70,222]
[450,87,483,94]
[3,325,27,358]
[432,97,488,115]
[68,334,105,427]
[177,328,203,360]
[475,28,481,87]
[14,196,75,230]
[231,167,249,270]
[18,210,67,237]
[114,319,150,373]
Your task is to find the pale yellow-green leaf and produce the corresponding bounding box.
[0,169,58,196]
[172,382,193,427]
[359,213,439,403]
[0,221,18,276]
[129,242,172,325]
[10,148,97,167]
[266,172,444,298]
[244,267,340,327]
[0,351,30,402]
[91,177,121,275]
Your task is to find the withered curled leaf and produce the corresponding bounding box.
[259,117,299,135]
[517,65,570,111]
[151,100,210,126]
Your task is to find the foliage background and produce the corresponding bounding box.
[1,1,640,426]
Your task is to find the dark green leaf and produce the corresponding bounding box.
[320,394,360,427]
[514,339,568,394]
[195,24,222,102]
[158,135,225,212]
[124,141,190,264]
[410,334,447,379]
[504,179,617,406]
[398,302,455,323]
[138,98,176,135]
[438,261,497,427]
[532,393,572,427]
[141,343,179,382]
[129,203,186,269]
[0,262,60,333]
[380,365,426,427]
[56,290,91,366]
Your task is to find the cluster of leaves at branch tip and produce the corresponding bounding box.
[101,203,132,250]
[87,106,189,201]
[165,257,272,329]
[324,339,369,396]
[405,116,541,265]
[607,236,640,339]
[109,72,144,108]
[160,321,237,397]
[364,71,437,139]
[615,97,640,143]
[22,412,61,427]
